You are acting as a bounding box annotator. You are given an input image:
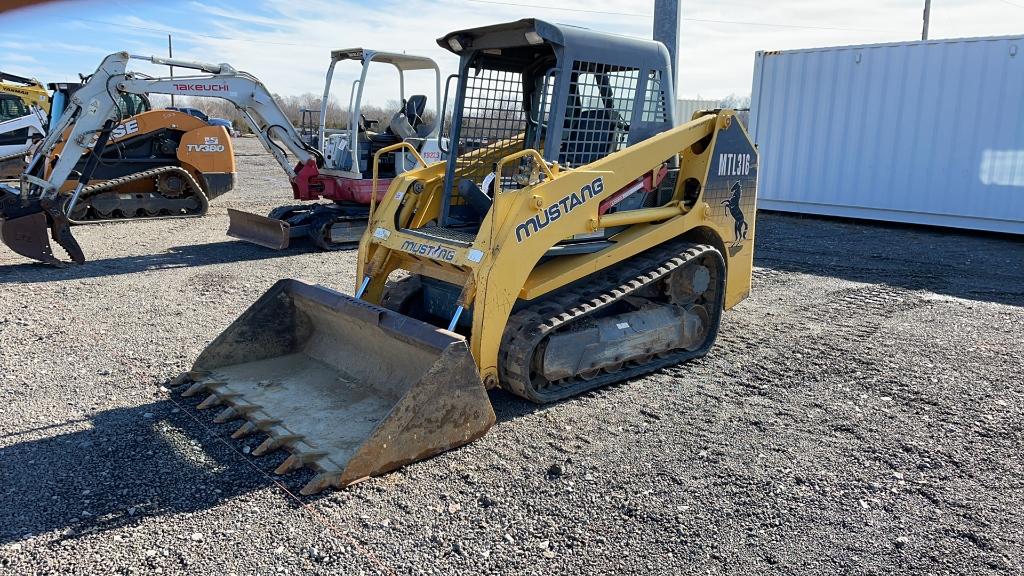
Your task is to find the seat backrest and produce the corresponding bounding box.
[405,95,427,129]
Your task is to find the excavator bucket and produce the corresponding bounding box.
[174,279,495,494]
[226,208,292,250]
[0,189,84,266]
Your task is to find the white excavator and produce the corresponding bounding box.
[226,47,444,250]
[0,50,443,266]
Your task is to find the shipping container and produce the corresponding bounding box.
[750,35,1024,234]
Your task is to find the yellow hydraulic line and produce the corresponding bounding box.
[594,203,685,229]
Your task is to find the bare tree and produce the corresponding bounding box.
[718,93,751,110]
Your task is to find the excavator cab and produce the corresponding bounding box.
[176,19,759,493]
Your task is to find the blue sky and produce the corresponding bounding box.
[2,0,1023,104]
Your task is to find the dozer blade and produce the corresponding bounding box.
[176,279,495,494]
[226,208,291,250]
[0,191,84,266]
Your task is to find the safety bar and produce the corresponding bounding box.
[370,142,427,216]
[494,149,556,195]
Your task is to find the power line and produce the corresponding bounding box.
[69,1,906,54]
[461,0,904,33]
[68,17,448,54]
[996,0,1024,8]
[462,0,648,17]
[72,17,334,48]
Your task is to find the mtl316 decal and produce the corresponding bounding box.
[707,120,758,255]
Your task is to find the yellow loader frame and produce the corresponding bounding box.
[357,110,756,390]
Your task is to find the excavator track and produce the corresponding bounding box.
[0,149,29,166]
[499,241,726,403]
[62,165,209,224]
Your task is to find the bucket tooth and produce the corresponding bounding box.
[172,370,210,387]
[274,451,326,475]
[251,417,282,428]
[181,381,208,398]
[196,394,225,410]
[231,421,259,439]
[181,379,224,398]
[300,473,340,496]
[252,434,301,457]
[213,406,252,423]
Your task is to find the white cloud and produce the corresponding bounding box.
[7,0,1024,105]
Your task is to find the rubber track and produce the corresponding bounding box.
[0,149,30,164]
[66,165,208,224]
[499,240,725,403]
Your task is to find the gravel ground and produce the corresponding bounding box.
[2,138,1022,575]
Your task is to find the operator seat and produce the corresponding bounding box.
[388,95,428,140]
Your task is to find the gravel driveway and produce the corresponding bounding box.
[2,138,1021,575]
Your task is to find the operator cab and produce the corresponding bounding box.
[422,19,676,253]
[0,94,33,147]
[318,48,443,179]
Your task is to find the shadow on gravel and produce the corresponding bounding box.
[0,387,551,544]
[753,212,1024,307]
[0,397,312,544]
[1,240,325,283]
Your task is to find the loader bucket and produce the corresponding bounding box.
[175,279,495,494]
[0,190,84,266]
[226,208,291,250]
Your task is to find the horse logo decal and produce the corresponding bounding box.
[721,180,748,243]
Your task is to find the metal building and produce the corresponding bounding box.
[750,35,1024,234]
[676,98,719,122]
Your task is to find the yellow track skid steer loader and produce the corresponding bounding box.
[175,19,758,494]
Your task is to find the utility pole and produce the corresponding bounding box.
[655,0,679,126]
[653,0,680,122]
[168,34,175,106]
[922,0,931,41]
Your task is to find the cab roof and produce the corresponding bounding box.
[329,48,438,71]
[436,18,668,63]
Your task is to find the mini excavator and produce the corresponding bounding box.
[0,50,442,265]
[226,48,445,251]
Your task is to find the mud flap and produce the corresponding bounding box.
[226,208,291,250]
[0,191,84,266]
[175,279,496,494]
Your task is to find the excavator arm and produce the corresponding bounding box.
[0,51,321,266]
